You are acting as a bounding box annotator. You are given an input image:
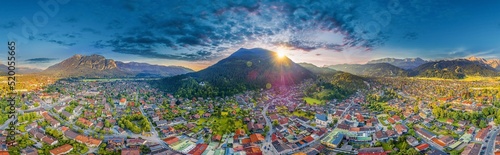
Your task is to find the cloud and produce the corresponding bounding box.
[61,16,79,23]
[402,32,418,40]
[48,39,76,46]
[1,21,18,29]
[81,28,101,35]
[25,58,58,64]
[93,0,415,61]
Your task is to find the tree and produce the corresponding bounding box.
[479,119,487,128]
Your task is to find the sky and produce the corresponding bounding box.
[1,0,500,70]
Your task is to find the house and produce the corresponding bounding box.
[119,98,127,106]
[121,148,140,155]
[446,119,453,125]
[358,147,386,155]
[21,147,38,155]
[108,137,125,147]
[155,120,168,127]
[49,144,73,155]
[249,133,265,144]
[77,118,93,126]
[475,127,490,141]
[406,136,419,147]
[395,124,408,135]
[212,134,222,142]
[163,137,179,145]
[126,138,146,146]
[461,143,481,155]
[61,111,73,120]
[415,127,436,140]
[415,143,429,151]
[187,144,208,155]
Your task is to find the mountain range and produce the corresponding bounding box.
[466,56,500,71]
[0,63,43,75]
[39,54,193,78]
[367,57,428,69]
[328,63,408,77]
[329,56,500,79]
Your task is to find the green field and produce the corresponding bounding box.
[303,97,324,105]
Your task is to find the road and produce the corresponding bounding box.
[485,126,500,155]
[261,103,274,154]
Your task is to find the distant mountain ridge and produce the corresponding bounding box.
[328,56,499,79]
[367,57,428,69]
[116,61,193,77]
[40,54,193,78]
[328,63,408,77]
[466,56,500,71]
[0,63,43,75]
[412,59,498,79]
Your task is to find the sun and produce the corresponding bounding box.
[277,50,286,58]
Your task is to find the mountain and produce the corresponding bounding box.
[41,54,193,78]
[328,63,408,77]
[156,48,314,98]
[298,63,367,100]
[467,56,500,71]
[412,59,498,79]
[298,63,337,75]
[367,57,428,69]
[0,63,43,75]
[41,54,126,78]
[115,61,193,77]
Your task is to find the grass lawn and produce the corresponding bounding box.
[204,117,248,135]
[303,97,324,105]
[292,111,314,120]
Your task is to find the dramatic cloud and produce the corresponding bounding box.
[25,58,58,64]
[92,0,400,61]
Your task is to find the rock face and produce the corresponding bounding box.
[467,56,500,71]
[42,54,126,78]
[42,54,193,78]
[367,58,428,69]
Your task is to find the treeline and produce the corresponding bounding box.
[304,72,367,100]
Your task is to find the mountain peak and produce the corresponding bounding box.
[466,56,486,62]
[367,57,427,69]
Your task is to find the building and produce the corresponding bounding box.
[415,143,429,151]
[21,147,38,155]
[49,144,73,155]
[330,133,344,148]
[121,148,140,155]
[315,114,329,127]
[406,136,419,147]
[475,127,490,141]
[119,98,127,106]
[461,143,481,155]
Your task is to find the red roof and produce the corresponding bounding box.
[416,143,429,151]
[163,137,179,145]
[303,136,314,143]
[188,144,208,155]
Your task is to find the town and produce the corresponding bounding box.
[0,76,498,155]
